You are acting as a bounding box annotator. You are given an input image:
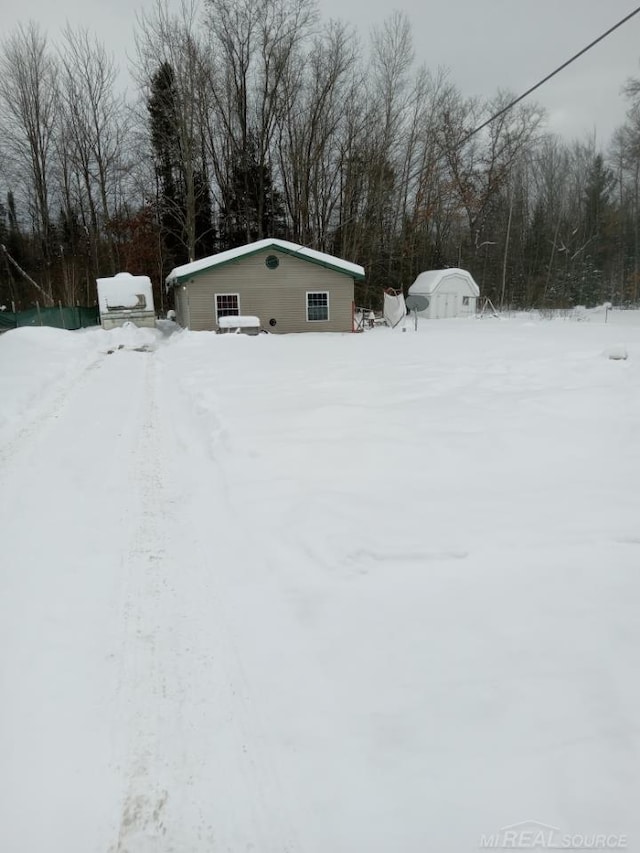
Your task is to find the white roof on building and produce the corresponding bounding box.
[409,268,480,296]
[166,238,365,284]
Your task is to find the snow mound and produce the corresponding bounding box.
[0,327,97,436]
[94,322,164,352]
[0,325,91,352]
[605,343,628,360]
[218,315,260,329]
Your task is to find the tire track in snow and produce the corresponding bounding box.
[157,356,304,853]
[110,348,304,852]
[111,352,177,853]
[109,352,272,852]
[0,353,105,473]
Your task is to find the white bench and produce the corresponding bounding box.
[217,315,261,335]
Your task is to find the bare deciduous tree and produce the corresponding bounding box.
[58,26,126,275]
[0,21,59,301]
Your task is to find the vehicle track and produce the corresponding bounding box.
[112,354,177,852]
[0,353,105,473]
[111,352,302,852]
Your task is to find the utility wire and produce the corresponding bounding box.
[460,4,640,147]
[313,5,640,256]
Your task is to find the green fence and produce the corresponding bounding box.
[0,305,99,332]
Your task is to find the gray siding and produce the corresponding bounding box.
[174,287,185,326]
[179,249,355,333]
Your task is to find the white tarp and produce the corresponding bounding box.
[383,289,406,328]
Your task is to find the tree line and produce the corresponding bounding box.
[1,0,640,313]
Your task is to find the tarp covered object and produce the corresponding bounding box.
[383,289,406,328]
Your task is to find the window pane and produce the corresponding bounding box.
[307,292,328,321]
[216,294,239,317]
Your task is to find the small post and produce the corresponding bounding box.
[11,301,16,313]
[36,300,42,326]
[59,300,66,329]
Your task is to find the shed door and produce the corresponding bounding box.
[435,293,455,318]
[439,293,458,317]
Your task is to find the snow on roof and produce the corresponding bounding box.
[165,239,365,285]
[409,268,480,297]
[96,273,154,315]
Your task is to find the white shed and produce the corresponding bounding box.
[97,272,156,330]
[408,268,479,319]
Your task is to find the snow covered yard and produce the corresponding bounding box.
[1,313,639,853]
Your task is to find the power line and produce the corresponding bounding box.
[402,6,640,210]
[313,5,640,253]
[461,4,640,147]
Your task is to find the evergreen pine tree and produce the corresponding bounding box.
[219,131,287,250]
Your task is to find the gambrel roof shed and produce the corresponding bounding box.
[410,268,480,296]
[408,268,479,320]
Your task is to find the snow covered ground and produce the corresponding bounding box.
[1,310,639,853]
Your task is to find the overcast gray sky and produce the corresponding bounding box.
[4,0,640,145]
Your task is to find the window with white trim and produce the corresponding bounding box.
[306,291,329,322]
[215,293,240,320]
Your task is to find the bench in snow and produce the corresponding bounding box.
[217,316,261,335]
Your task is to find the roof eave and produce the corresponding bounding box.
[166,242,365,285]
